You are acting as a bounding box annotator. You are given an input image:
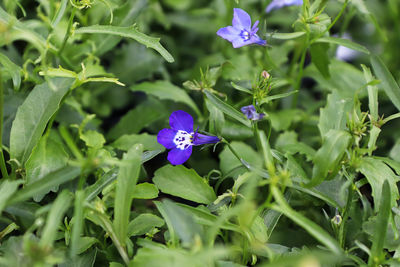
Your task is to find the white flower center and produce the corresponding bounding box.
[173,130,193,150]
[241,30,251,41]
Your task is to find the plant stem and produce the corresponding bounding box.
[58,7,76,56]
[0,73,9,179]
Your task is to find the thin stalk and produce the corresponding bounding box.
[291,35,309,108]
[58,8,76,56]
[0,73,9,179]
[59,125,83,160]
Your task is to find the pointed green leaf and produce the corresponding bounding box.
[10,77,73,165]
[153,165,216,204]
[114,144,143,243]
[315,37,369,54]
[358,157,399,211]
[310,130,351,186]
[130,81,200,116]
[75,25,174,63]
[204,90,251,127]
[371,54,400,112]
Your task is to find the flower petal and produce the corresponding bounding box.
[169,110,193,132]
[217,26,242,42]
[193,133,220,146]
[231,37,249,48]
[167,146,192,165]
[157,128,177,149]
[232,8,252,30]
[248,34,267,46]
[266,0,303,13]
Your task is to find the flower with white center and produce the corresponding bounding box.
[157,110,220,165]
[217,8,266,48]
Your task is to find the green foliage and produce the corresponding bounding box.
[153,165,216,204]
[1,0,400,266]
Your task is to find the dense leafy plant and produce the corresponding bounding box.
[1,0,400,266]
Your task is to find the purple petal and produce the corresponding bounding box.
[231,37,250,48]
[232,8,252,30]
[169,110,193,132]
[252,20,260,32]
[167,146,192,165]
[157,128,177,149]
[249,34,267,46]
[193,133,220,146]
[266,0,303,13]
[217,26,242,42]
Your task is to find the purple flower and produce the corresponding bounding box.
[266,0,303,13]
[241,105,265,120]
[217,8,266,48]
[157,110,221,165]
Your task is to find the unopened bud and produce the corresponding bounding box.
[261,70,270,79]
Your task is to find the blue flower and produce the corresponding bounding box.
[241,105,265,120]
[217,8,266,48]
[157,110,221,165]
[266,0,303,13]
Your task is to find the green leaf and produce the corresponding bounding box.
[70,190,86,257]
[130,81,200,116]
[8,166,81,205]
[310,43,330,79]
[0,180,22,214]
[132,183,159,199]
[219,142,263,176]
[310,130,351,186]
[205,98,225,135]
[271,187,342,254]
[368,181,391,265]
[80,130,106,149]
[25,135,69,200]
[75,25,174,63]
[111,134,164,151]
[318,91,353,136]
[39,190,72,248]
[155,200,202,246]
[10,77,73,165]
[315,37,369,54]
[127,214,164,237]
[51,0,68,27]
[371,54,400,112]
[114,144,143,243]
[0,53,22,90]
[204,90,251,127]
[265,32,306,40]
[107,98,167,140]
[153,165,216,204]
[230,82,252,94]
[0,7,50,52]
[85,168,118,202]
[177,203,241,232]
[358,157,399,211]
[361,64,379,122]
[75,237,98,255]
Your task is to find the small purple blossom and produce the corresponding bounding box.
[217,8,266,48]
[241,105,265,120]
[157,110,221,165]
[266,0,303,13]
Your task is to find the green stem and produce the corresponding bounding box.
[291,35,309,108]
[59,125,83,160]
[222,139,243,165]
[58,7,76,56]
[0,73,9,179]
